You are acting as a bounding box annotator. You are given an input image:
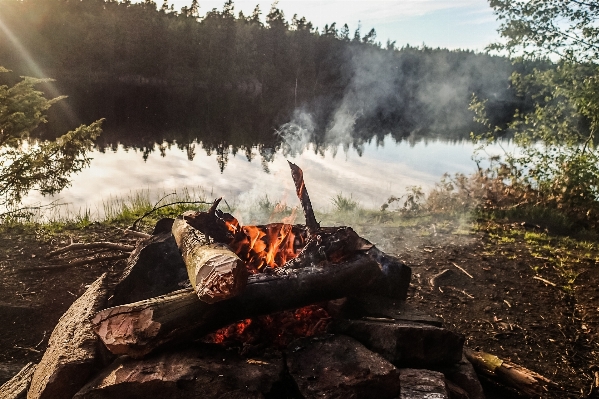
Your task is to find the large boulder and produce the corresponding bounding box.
[74,344,287,399]
[333,319,464,368]
[286,334,400,399]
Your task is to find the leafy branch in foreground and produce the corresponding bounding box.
[472,1,599,229]
[0,68,103,210]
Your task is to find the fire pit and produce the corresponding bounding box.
[2,163,485,399]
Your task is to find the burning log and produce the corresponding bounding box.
[172,213,248,303]
[92,251,381,358]
[288,161,319,234]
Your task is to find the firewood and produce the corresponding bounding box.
[92,253,381,358]
[464,347,558,397]
[288,161,319,234]
[172,214,248,303]
[28,274,110,399]
[0,362,36,399]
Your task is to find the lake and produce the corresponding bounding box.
[23,134,502,221]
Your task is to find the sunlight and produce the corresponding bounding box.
[0,12,77,123]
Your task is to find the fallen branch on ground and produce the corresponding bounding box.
[19,254,130,272]
[464,347,558,397]
[46,242,134,258]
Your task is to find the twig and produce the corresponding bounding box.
[19,253,129,272]
[533,276,557,287]
[122,229,151,239]
[447,286,475,299]
[451,262,474,279]
[130,196,213,231]
[13,345,40,353]
[46,242,134,258]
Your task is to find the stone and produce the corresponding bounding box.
[441,354,485,399]
[28,274,109,399]
[333,319,464,368]
[399,369,449,399]
[335,295,443,327]
[0,362,36,399]
[109,229,188,307]
[286,334,400,399]
[74,344,287,399]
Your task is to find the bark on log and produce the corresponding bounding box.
[0,362,36,399]
[28,274,110,399]
[464,348,557,397]
[109,231,188,307]
[92,253,381,358]
[172,214,247,303]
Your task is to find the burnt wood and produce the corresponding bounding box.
[92,253,381,358]
[109,231,188,307]
[288,161,319,234]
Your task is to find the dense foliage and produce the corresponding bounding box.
[0,68,103,210]
[471,0,599,230]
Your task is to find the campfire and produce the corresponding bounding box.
[0,162,554,399]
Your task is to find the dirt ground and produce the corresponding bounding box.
[0,220,598,398]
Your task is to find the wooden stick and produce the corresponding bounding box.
[46,242,135,258]
[122,229,151,239]
[464,348,558,397]
[532,276,557,287]
[20,254,130,272]
[288,161,319,234]
[451,262,473,279]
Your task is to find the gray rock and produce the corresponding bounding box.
[286,334,400,399]
[399,369,449,399]
[333,319,464,368]
[442,354,485,399]
[333,295,443,327]
[74,344,286,399]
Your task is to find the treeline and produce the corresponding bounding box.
[0,0,529,153]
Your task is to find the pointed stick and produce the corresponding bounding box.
[288,161,319,234]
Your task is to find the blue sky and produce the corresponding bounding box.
[166,0,500,50]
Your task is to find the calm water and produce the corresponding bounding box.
[24,135,502,220]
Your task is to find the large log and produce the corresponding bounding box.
[172,214,247,303]
[0,363,36,399]
[92,253,381,358]
[28,273,110,399]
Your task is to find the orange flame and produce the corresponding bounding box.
[228,221,305,273]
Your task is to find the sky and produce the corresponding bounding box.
[166,0,501,51]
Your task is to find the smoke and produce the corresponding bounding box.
[277,45,514,154]
[276,108,316,157]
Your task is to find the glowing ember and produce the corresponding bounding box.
[207,305,331,349]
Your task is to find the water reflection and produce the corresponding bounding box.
[24,135,491,220]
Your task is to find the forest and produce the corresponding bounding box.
[0,0,529,152]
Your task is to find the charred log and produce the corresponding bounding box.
[288,161,319,234]
[92,253,381,358]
